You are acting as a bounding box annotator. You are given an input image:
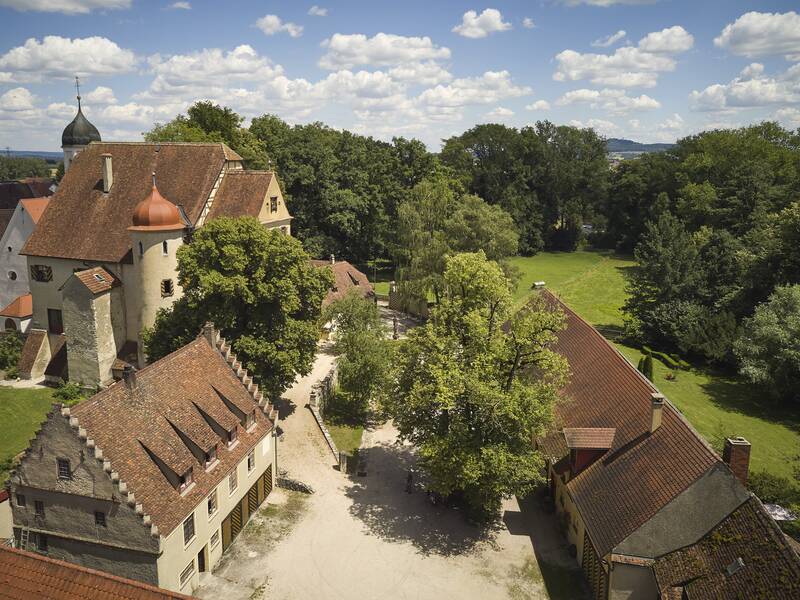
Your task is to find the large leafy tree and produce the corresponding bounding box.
[734,285,800,404]
[388,251,567,517]
[0,156,49,180]
[142,217,332,399]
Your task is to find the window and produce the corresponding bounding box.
[95,511,106,527]
[162,240,168,256]
[179,560,195,587]
[57,458,71,480]
[15,494,25,507]
[138,241,144,257]
[280,226,288,235]
[207,489,218,517]
[179,468,193,493]
[228,469,238,494]
[210,529,220,549]
[227,426,238,447]
[93,273,105,282]
[182,514,195,545]
[47,309,63,335]
[247,450,255,472]
[245,410,255,430]
[205,444,217,468]
[35,533,48,553]
[34,500,45,518]
[160,279,174,297]
[5,318,16,332]
[270,196,278,213]
[8,270,16,281]
[30,265,52,282]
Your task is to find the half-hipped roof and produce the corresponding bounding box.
[22,142,241,263]
[311,259,374,306]
[69,332,273,535]
[19,197,50,224]
[0,293,32,319]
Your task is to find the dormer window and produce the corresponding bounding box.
[227,426,238,447]
[179,468,193,493]
[245,410,255,431]
[205,445,218,468]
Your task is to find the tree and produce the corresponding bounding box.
[734,285,800,404]
[324,290,393,417]
[143,217,332,399]
[388,251,567,517]
[0,155,49,180]
[642,353,654,381]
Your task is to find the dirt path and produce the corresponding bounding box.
[196,344,587,600]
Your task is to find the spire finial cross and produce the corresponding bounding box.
[75,76,82,108]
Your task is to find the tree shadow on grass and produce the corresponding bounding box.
[344,441,500,557]
[700,374,800,435]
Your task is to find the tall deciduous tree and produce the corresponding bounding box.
[389,251,567,517]
[142,217,332,399]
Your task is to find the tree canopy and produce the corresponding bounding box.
[142,217,332,399]
[0,155,50,180]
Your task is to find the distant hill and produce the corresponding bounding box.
[606,138,675,153]
[4,150,62,162]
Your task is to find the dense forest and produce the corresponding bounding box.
[145,104,800,405]
[0,155,50,180]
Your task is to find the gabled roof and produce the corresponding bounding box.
[68,267,120,295]
[22,143,239,262]
[0,545,195,599]
[654,496,800,599]
[69,333,274,535]
[207,171,274,221]
[563,427,616,450]
[0,293,32,318]
[538,290,719,557]
[0,178,55,210]
[20,197,50,224]
[311,260,374,306]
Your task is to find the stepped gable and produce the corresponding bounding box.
[207,170,274,220]
[68,331,274,536]
[22,143,241,263]
[538,289,719,557]
[0,545,195,599]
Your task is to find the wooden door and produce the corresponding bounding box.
[263,465,273,497]
[222,515,232,551]
[230,501,243,540]
[248,483,259,514]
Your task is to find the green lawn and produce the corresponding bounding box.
[511,250,800,480]
[325,422,364,455]
[0,386,57,483]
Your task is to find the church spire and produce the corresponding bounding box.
[75,76,82,110]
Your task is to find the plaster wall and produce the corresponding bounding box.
[550,463,587,566]
[258,176,292,235]
[156,432,276,594]
[0,497,11,541]
[0,203,36,309]
[608,563,659,600]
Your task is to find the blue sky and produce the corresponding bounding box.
[0,0,798,151]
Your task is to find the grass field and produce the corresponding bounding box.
[0,386,57,483]
[510,250,800,480]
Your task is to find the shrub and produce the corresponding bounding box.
[748,471,800,505]
[642,354,654,381]
[53,381,85,406]
[0,332,23,371]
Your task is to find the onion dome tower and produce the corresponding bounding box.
[128,174,186,364]
[61,77,101,172]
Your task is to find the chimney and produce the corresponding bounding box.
[723,437,751,486]
[330,253,335,265]
[202,321,217,347]
[122,365,137,390]
[650,393,664,433]
[102,153,113,192]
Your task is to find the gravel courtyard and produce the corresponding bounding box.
[196,345,587,600]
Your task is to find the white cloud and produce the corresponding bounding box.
[714,11,800,61]
[522,17,535,29]
[774,107,800,128]
[592,30,626,48]
[485,106,514,119]
[168,1,191,9]
[308,5,327,16]
[0,0,129,13]
[689,64,800,111]
[255,15,303,38]
[554,26,693,88]
[84,86,117,105]
[388,62,452,86]
[0,36,138,83]
[557,88,660,113]
[568,118,620,136]
[526,100,551,110]
[452,8,512,39]
[418,70,531,107]
[319,33,450,70]
[0,87,36,112]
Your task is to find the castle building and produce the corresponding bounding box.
[7,324,278,595]
[19,97,292,386]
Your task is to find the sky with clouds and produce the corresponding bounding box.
[0,0,798,151]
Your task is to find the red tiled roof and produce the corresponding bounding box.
[70,334,274,536]
[311,260,374,306]
[71,267,120,295]
[563,427,616,449]
[654,497,800,599]
[20,197,50,224]
[0,545,195,599]
[22,143,237,262]
[539,290,719,557]
[0,294,32,318]
[207,171,273,220]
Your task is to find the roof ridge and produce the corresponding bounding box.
[0,545,194,598]
[540,288,721,464]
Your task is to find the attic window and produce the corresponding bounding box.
[270,196,278,212]
[245,410,255,431]
[161,279,174,297]
[227,426,238,447]
[179,468,194,493]
[57,458,71,480]
[93,273,105,282]
[347,272,360,286]
[205,444,218,468]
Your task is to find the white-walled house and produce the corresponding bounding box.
[0,198,49,312]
